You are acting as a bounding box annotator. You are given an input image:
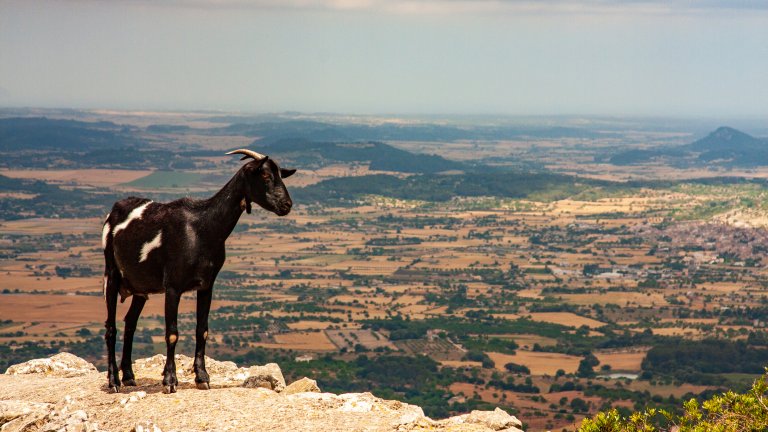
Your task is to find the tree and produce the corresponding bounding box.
[577,353,599,378]
[504,362,531,374]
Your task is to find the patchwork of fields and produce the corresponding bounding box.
[3,112,768,431]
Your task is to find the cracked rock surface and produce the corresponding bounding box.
[2,353,522,432]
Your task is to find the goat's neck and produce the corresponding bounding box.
[201,169,246,240]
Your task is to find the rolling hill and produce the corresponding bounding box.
[147,118,612,142]
[0,117,139,151]
[609,126,768,167]
[258,139,465,174]
[293,171,603,203]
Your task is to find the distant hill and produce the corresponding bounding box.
[293,169,768,204]
[146,119,612,142]
[688,126,768,164]
[258,139,465,174]
[0,117,139,151]
[609,126,768,167]
[293,171,602,203]
[0,117,197,169]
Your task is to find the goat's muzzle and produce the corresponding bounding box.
[276,200,292,216]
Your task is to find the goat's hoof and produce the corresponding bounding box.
[163,385,176,394]
[122,379,137,386]
[108,385,120,393]
[196,382,210,390]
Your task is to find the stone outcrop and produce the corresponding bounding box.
[441,407,524,431]
[1,353,523,432]
[242,364,286,392]
[5,352,97,378]
[0,395,101,432]
[282,377,321,395]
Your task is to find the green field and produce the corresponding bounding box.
[123,171,205,189]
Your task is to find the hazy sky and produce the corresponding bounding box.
[1,0,767,116]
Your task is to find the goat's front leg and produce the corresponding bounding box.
[120,295,146,386]
[162,288,181,394]
[194,288,212,390]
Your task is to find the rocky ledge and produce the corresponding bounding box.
[1,353,523,432]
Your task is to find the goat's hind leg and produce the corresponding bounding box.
[162,288,181,394]
[193,288,212,390]
[104,273,120,392]
[120,295,146,386]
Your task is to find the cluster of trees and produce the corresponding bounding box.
[641,339,768,385]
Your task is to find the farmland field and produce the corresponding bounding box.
[3,111,768,431]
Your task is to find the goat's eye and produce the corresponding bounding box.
[261,171,272,181]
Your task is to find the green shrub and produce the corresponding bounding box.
[578,370,768,431]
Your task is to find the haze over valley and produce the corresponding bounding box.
[2,109,768,430]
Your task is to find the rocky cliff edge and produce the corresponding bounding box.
[1,353,523,432]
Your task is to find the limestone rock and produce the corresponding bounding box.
[286,391,427,428]
[0,352,527,432]
[132,354,282,389]
[282,377,321,395]
[443,407,523,431]
[0,400,53,432]
[242,363,286,392]
[4,352,97,377]
[0,396,102,432]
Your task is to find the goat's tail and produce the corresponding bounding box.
[101,210,121,301]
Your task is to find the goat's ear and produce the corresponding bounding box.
[256,157,270,169]
[243,157,269,174]
[280,168,297,178]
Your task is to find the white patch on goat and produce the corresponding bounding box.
[185,223,197,250]
[139,230,162,263]
[103,275,108,300]
[112,201,152,236]
[101,221,111,249]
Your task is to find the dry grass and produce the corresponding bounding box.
[0,168,154,188]
[0,273,97,293]
[0,294,197,323]
[254,331,336,351]
[510,334,559,349]
[560,291,669,307]
[439,360,482,369]
[491,313,521,321]
[594,348,649,372]
[0,217,105,235]
[652,327,704,337]
[286,321,335,330]
[0,294,244,324]
[0,192,37,199]
[486,350,582,375]
[526,312,607,329]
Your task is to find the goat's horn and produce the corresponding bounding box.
[226,149,267,161]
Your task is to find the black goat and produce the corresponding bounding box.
[101,149,295,393]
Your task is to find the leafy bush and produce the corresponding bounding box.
[578,370,768,431]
